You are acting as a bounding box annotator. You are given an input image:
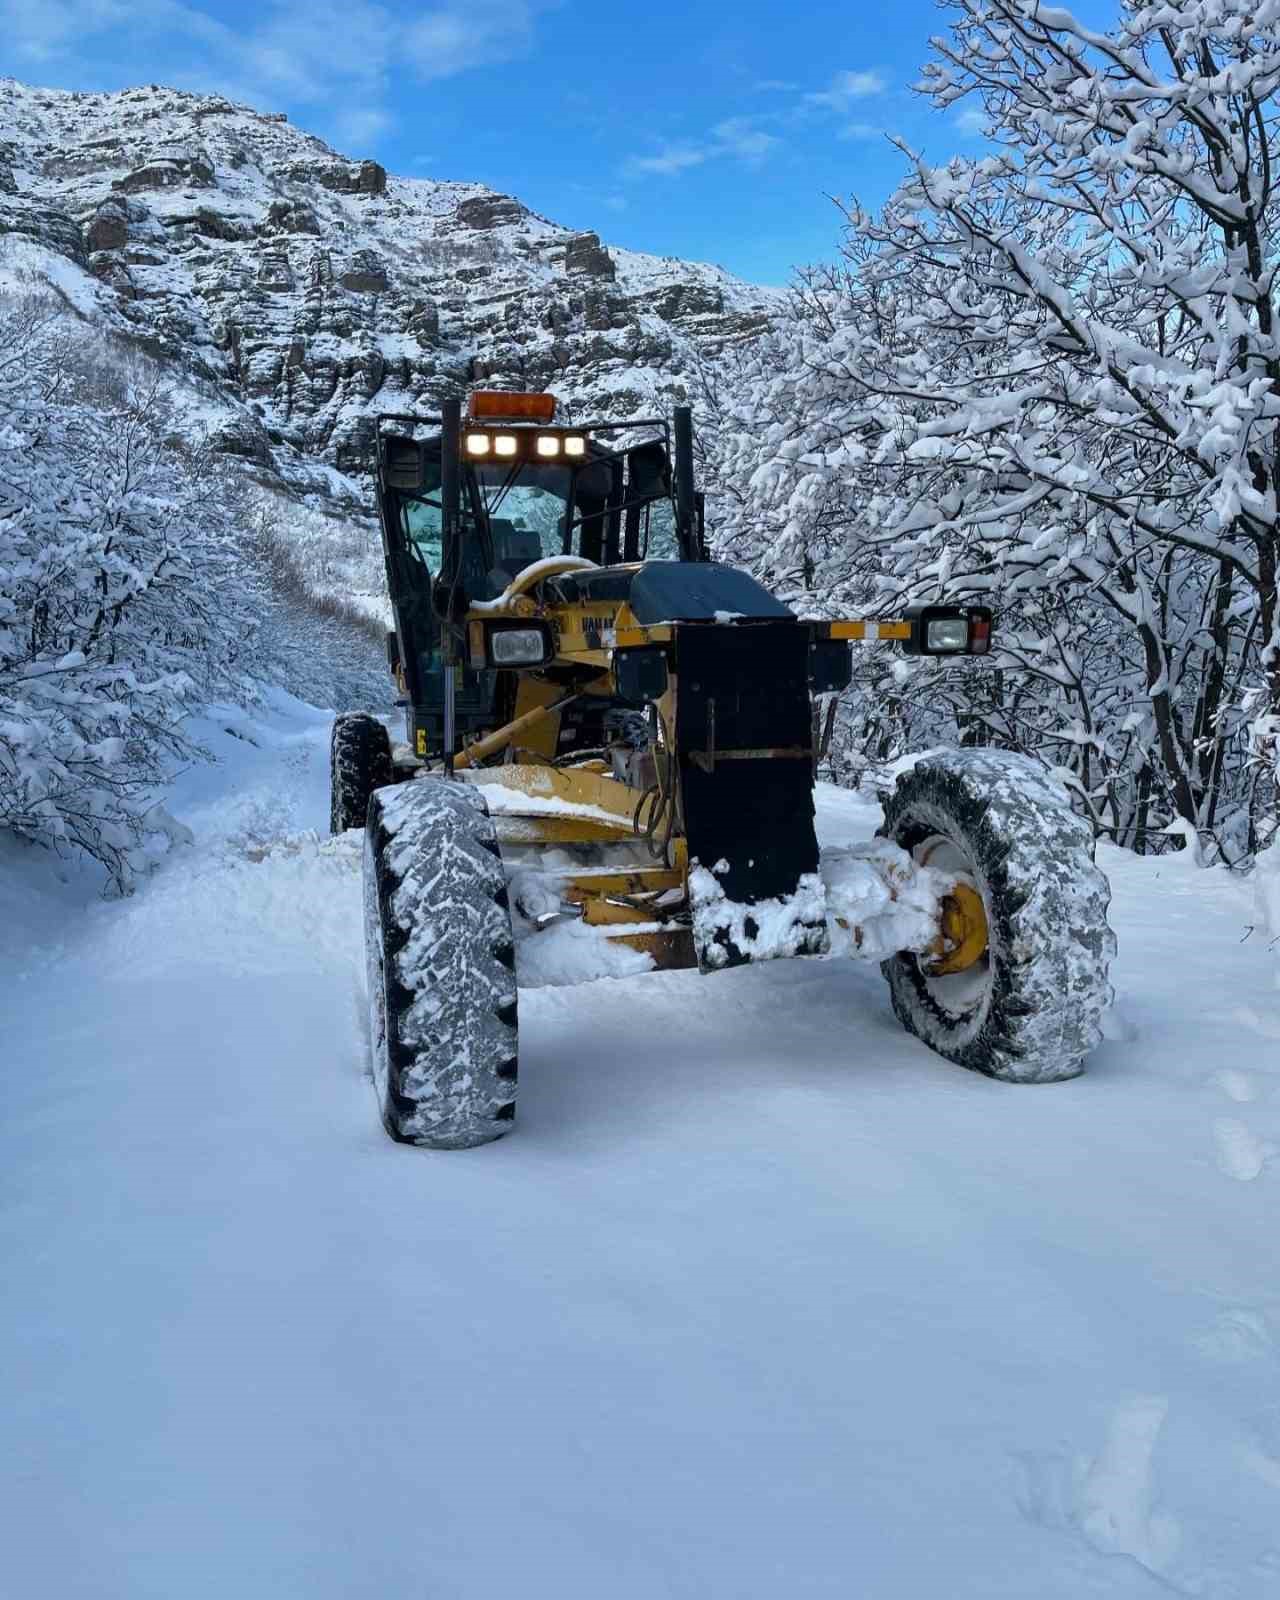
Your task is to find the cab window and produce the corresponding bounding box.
[475,462,572,581]
[642,499,680,560]
[401,495,443,571]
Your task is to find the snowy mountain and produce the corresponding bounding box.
[0,78,777,503]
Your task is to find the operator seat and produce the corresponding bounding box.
[489,520,546,582]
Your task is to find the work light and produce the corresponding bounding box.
[563,435,586,458]
[494,435,518,457]
[536,435,561,457]
[926,617,969,652]
[465,433,490,456]
[902,604,996,656]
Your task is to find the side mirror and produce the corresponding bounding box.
[576,459,613,501]
[384,438,423,490]
[627,441,670,501]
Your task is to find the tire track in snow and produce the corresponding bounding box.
[1211,1067,1256,1103]
[1193,1306,1274,1364]
[1212,1118,1269,1181]
[1076,1396,1183,1584]
[1206,1062,1274,1183]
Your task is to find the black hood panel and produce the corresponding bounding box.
[550,561,793,623]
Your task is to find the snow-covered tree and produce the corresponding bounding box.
[710,0,1280,860]
[0,296,257,886]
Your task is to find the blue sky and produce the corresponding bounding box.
[0,0,1120,286]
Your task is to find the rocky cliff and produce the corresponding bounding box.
[0,78,775,505]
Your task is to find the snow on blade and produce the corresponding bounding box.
[689,863,828,967]
[821,838,948,960]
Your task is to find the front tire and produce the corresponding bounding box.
[330,713,392,835]
[878,749,1115,1082]
[364,780,518,1148]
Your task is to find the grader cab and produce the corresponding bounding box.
[333,391,1115,1149]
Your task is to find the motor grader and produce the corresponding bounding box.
[332,390,1114,1149]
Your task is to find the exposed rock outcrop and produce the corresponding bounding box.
[292,159,387,197]
[339,251,388,294]
[115,145,215,193]
[263,199,320,236]
[87,197,129,253]
[564,232,615,281]
[455,193,528,230]
[0,196,84,263]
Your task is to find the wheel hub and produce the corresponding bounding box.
[917,833,990,976]
[927,881,989,975]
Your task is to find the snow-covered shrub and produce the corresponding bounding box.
[707,0,1280,860]
[243,488,389,639]
[0,294,257,886]
[235,488,393,715]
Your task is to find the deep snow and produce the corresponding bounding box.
[2,692,1279,1599]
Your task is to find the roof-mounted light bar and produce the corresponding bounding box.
[464,428,589,462]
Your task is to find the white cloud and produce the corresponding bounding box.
[954,106,988,135]
[712,117,779,163]
[332,106,395,148]
[626,143,709,177]
[0,0,141,64]
[234,1,394,104]
[0,0,554,152]
[804,69,888,112]
[840,121,883,142]
[625,116,780,180]
[618,66,889,182]
[402,1,539,81]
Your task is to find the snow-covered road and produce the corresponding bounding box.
[3,693,1279,1599]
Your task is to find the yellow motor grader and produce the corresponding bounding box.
[332,391,1114,1148]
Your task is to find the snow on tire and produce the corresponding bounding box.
[364,779,518,1148]
[330,712,392,835]
[877,749,1115,1083]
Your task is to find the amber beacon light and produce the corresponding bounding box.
[468,390,558,423]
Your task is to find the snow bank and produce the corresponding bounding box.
[1257,840,1280,991]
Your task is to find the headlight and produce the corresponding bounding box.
[926,618,969,652]
[563,435,586,458]
[494,434,518,457]
[536,435,560,458]
[489,627,549,666]
[465,433,491,456]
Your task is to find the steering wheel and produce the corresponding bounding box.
[475,555,598,612]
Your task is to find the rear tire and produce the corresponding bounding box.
[330,713,392,834]
[364,780,518,1148]
[878,749,1114,1082]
